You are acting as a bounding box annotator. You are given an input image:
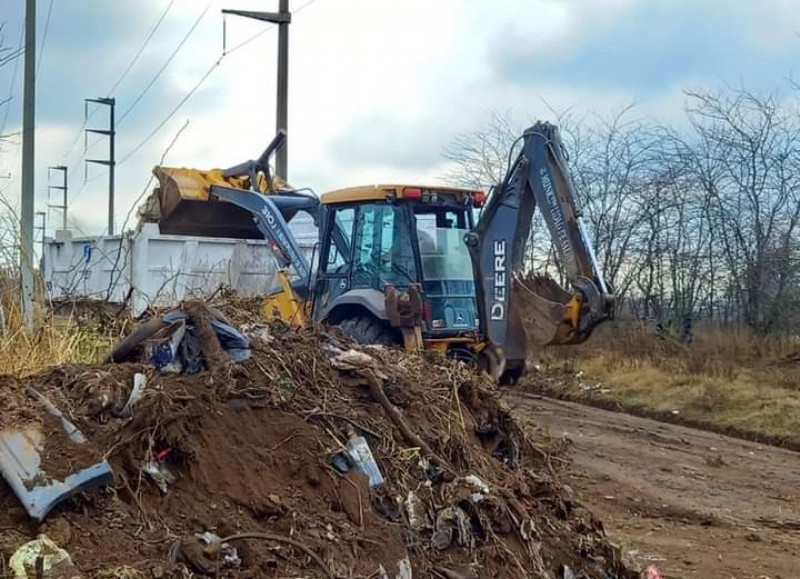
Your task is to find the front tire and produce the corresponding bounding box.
[336,315,399,347]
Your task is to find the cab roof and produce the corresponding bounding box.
[320,184,483,205]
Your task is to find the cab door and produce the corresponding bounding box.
[312,206,355,319]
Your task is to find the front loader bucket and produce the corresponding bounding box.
[155,167,266,239]
[513,275,581,346]
[0,389,113,521]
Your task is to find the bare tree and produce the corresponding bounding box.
[441,84,800,335]
[682,88,800,331]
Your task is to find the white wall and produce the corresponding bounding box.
[44,219,317,315]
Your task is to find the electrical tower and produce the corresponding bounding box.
[85,97,116,234]
[47,165,68,230]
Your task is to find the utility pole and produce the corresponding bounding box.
[276,0,289,179]
[222,1,291,179]
[47,165,68,230]
[85,97,116,234]
[20,0,36,328]
[34,211,46,264]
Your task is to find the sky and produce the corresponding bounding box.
[0,0,799,238]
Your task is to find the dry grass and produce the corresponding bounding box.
[533,323,800,440]
[0,295,124,376]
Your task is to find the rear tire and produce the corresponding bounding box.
[336,315,399,347]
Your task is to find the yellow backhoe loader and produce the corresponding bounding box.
[153,124,613,383]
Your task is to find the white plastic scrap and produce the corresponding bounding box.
[378,558,412,579]
[196,532,241,569]
[347,435,385,487]
[142,460,176,494]
[239,323,273,343]
[405,491,425,531]
[9,535,73,579]
[331,349,375,369]
[330,349,388,379]
[396,557,412,579]
[119,373,147,416]
[464,474,490,503]
[464,474,490,494]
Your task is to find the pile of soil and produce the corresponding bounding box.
[0,307,636,579]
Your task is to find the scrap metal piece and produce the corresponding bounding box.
[0,388,113,521]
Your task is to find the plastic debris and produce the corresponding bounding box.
[379,558,413,579]
[405,491,425,531]
[113,372,147,418]
[142,448,176,493]
[331,349,388,379]
[209,319,252,363]
[464,474,489,493]
[331,349,376,369]
[9,535,73,579]
[396,557,413,579]
[175,532,240,574]
[140,309,252,373]
[330,450,352,474]
[346,434,384,487]
[0,388,114,521]
[562,565,576,579]
[197,532,241,570]
[432,506,472,550]
[146,319,187,373]
[644,565,663,579]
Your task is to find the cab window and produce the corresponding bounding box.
[322,207,354,273]
[352,203,416,289]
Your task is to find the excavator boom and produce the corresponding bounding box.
[466,122,613,381]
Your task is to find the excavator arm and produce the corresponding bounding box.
[465,121,613,382]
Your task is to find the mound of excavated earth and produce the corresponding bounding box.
[0,307,636,579]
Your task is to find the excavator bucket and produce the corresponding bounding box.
[513,275,581,346]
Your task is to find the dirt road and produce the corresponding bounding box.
[508,393,800,579]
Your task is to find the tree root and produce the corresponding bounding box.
[363,369,454,474]
[221,532,335,579]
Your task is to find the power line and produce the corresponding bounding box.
[35,0,54,79]
[60,0,176,164]
[69,168,106,206]
[0,46,25,68]
[107,0,177,97]
[117,2,212,125]
[120,119,189,233]
[117,59,219,167]
[0,24,24,146]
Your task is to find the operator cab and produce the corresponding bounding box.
[313,184,485,339]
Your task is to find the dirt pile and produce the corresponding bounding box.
[0,309,636,579]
